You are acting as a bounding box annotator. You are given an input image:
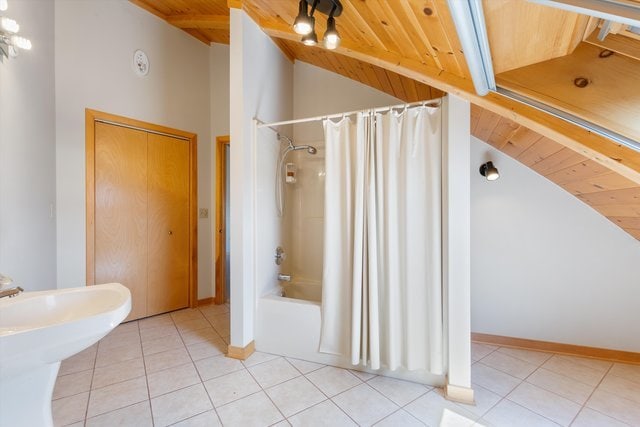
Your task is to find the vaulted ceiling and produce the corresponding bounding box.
[130,0,640,240]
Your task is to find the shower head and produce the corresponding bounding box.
[292,144,317,155]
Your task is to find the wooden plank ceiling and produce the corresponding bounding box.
[129,0,640,240]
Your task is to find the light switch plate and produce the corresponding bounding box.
[199,208,208,219]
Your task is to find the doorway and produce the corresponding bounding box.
[215,136,230,304]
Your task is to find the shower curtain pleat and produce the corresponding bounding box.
[320,106,443,375]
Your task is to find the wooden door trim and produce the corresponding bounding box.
[215,135,230,305]
[86,109,199,309]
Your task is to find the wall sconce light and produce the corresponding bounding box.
[293,0,342,50]
[479,161,500,181]
[0,1,32,62]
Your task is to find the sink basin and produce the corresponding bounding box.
[0,283,131,427]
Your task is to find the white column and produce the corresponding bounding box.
[442,94,474,404]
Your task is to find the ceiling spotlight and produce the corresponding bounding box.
[302,26,318,46]
[479,161,500,181]
[293,0,312,35]
[323,11,340,49]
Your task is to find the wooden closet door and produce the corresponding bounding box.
[94,123,148,321]
[147,133,190,315]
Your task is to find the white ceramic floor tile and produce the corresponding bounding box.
[570,407,629,427]
[609,362,640,385]
[286,357,325,374]
[176,318,212,333]
[507,382,581,426]
[586,388,640,425]
[265,376,326,417]
[496,347,552,366]
[95,342,143,368]
[367,376,430,406]
[525,368,595,405]
[171,308,205,323]
[53,370,93,400]
[172,409,222,427]
[471,363,522,396]
[98,330,141,351]
[144,347,191,374]
[92,357,145,389]
[203,369,261,407]
[139,324,179,343]
[199,304,229,317]
[404,389,477,427]
[111,321,139,335]
[454,383,502,418]
[481,399,559,427]
[288,399,357,427]
[181,327,222,346]
[374,409,425,426]
[542,356,607,387]
[206,313,230,328]
[306,366,362,397]
[332,383,398,426]
[187,338,227,361]
[141,333,185,356]
[471,343,498,362]
[87,376,148,418]
[195,354,244,381]
[216,391,283,427]
[85,401,152,427]
[52,391,90,427]
[349,369,377,382]
[59,348,97,375]
[554,355,611,373]
[248,357,300,388]
[151,383,213,427]
[481,352,539,380]
[242,351,280,367]
[139,314,174,330]
[147,362,201,398]
[598,373,640,404]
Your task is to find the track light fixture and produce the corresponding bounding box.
[292,0,342,49]
[479,161,500,181]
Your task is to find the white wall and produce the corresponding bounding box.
[471,137,640,352]
[292,61,401,143]
[229,10,293,347]
[54,0,212,293]
[0,0,57,291]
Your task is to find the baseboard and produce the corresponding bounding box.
[227,340,255,360]
[197,297,214,306]
[472,333,640,365]
[444,383,475,405]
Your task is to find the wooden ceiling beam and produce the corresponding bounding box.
[258,20,640,186]
[165,14,230,30]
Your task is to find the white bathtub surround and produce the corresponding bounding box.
[320,105,444,374]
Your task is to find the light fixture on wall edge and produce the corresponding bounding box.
[0,1,32,62]
[479,161,500,181]
[293,0,313,35]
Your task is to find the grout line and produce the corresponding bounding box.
[568,363,614,426]
[243,361,289,424]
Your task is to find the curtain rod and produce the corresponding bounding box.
[256,98,442,130]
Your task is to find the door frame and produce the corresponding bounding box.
[85,109,199,309]
[214,135,230,305]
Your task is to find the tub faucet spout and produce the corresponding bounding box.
[277,274,291,282]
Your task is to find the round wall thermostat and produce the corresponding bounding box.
[133,49,150,76]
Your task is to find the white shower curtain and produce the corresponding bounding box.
[319,106,443,374]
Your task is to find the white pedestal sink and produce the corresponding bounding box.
[0,283,131,427]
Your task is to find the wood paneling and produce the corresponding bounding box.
[471,103,640,241]
[497,42,640,143]
[483,0,590,73]
[147,133,191,315]
[215,136,230,305]
[277,39,444,102]
[94,123,149,321]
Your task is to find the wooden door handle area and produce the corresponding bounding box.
[168,230,173,235]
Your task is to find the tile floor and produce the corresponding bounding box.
[51,305,640,427]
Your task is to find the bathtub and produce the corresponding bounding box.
[255,281,445,386]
